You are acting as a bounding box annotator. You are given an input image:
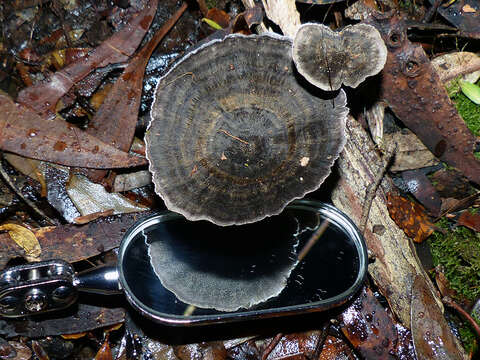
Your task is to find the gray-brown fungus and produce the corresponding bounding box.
[293,23,387,91]
[146,34,348,226]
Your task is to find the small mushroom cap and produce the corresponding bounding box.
[148,214,299,312]
[146,33,348,226]
[292,23,387,91]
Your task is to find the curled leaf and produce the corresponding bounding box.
[386,193,436,243]
[460,80,480,105]
[202,18,223,30]
[0,224,41,261]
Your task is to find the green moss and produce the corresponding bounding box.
[459,323,478,355]
[451,79,480,137]
[429,219,480,302]
[205,0,217,9]
[446,78,462,98]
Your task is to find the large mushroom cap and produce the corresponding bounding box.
[146,34,348,226]
[292,23,387,91]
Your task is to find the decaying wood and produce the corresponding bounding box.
[332,115,467,357]
[332,117,438,328]
[259,0,300,38]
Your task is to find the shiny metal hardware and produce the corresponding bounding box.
[0,260,77,318]
[73,266,122,295]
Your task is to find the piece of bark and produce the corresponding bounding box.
[0,303,125,339]
[431,51,480,84]
[260,0,300,38]
[331,116,441,329]
[0,211,154,269]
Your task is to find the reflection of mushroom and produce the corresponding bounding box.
[146,34,348,226]
[148,213,299,311]
[292,23,387,91]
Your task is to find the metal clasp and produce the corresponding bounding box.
[0,260,77,318]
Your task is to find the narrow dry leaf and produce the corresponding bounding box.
[17,0,159,117]
[0,223,41,261]
[73,209,115,225]
[31,340,49,360]
[104,323,123,333]
[61,332,87,340]
[365,101,385,146]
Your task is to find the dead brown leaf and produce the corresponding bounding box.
[0,211,153,269]
[7,341,32,360]
[60,332,87,340]
[386,192,436,243]
[457,210,480,232]
[83,2,187,182]
[0,94,146,169]
[16,0,159,117]
[73,209,115,225]
[0,223,41,261]
[94,337,113,360]
[206,8,231,28]
[31,340,49,360]
[411,275,466,360]
[340,286,415,358]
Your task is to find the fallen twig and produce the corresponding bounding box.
[359,143,396,234]
[297,219,329,262]
[261,333,283,360]
[442,296,480,340]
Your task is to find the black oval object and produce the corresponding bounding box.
[117,200,368,326]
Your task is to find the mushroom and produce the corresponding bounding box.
[146,33,348,226]
[292,23,387,91]
[147,212,300,311]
